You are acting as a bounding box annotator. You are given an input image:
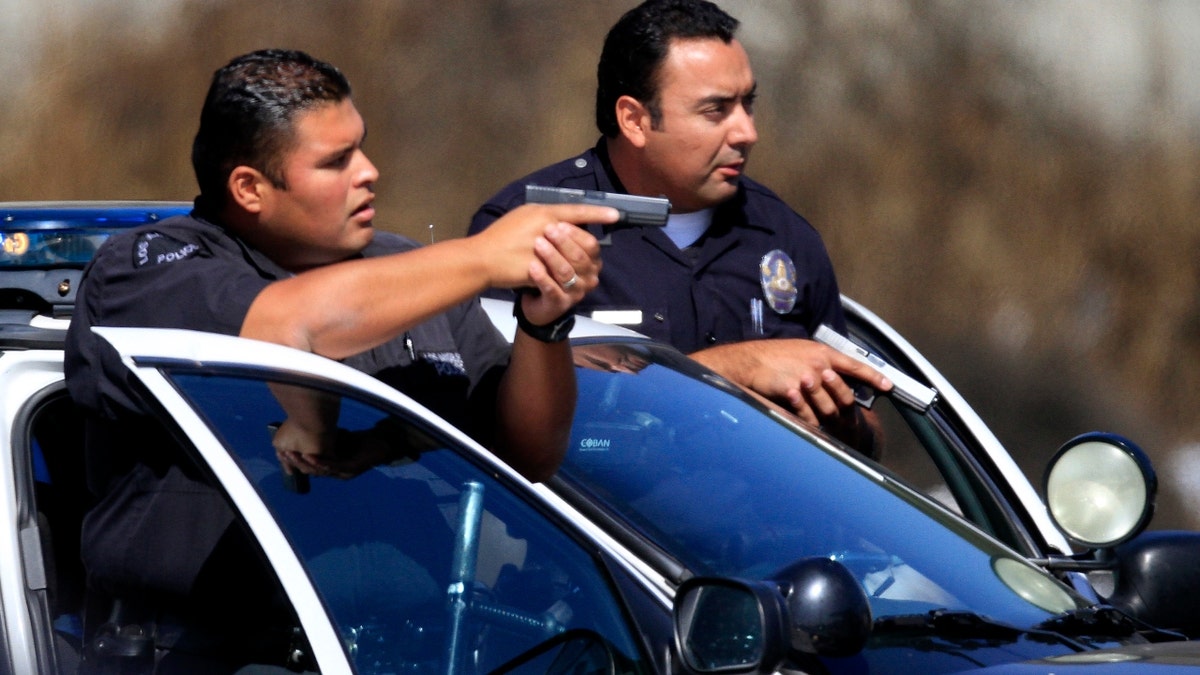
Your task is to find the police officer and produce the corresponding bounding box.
[65,49,614,673]
[470,0,890,450]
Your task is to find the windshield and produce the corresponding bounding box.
[562,341,1087,629]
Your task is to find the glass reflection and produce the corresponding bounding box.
[169,371,647,674]
[563,342,1087,632]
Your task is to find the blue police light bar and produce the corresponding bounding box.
[1,202,191,269]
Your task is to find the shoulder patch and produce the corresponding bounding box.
[133,231,203,268]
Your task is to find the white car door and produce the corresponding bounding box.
[93,326,657,675]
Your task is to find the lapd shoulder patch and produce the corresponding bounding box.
[133,231,203,268]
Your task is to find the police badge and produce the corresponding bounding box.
[759,249,797,314]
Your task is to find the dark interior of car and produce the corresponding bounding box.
[21,390,91,673]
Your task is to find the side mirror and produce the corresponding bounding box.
[773,557,873,657]
[1107,531,1200,637]
[1043,432,1156,550]
[673,558,871,673]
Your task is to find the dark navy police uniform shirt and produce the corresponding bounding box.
[64,207,509,605]
[469,139,847,355]
[67,209,509,428]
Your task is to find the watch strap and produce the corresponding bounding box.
[513,301,575,343]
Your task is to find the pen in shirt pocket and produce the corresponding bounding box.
[750,298,764,335]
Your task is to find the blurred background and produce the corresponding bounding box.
[3,0,1198,527]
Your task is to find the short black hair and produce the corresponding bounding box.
[596,0,739,137]
[191,49,351,207]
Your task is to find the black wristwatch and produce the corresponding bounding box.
[513,301,575,343]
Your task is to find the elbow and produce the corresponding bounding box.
[494,384,575,482]
[513,444,569,483]
[518,454,565,484]
[495,433,570,483]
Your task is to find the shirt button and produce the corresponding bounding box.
[574,158,588,169]
[705,332,717,344]
[653,312,665,322]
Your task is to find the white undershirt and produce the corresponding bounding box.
[662,209,714,249]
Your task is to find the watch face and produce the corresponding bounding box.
[545,314,575,342]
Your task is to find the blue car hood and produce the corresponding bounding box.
[964,640,1200,672]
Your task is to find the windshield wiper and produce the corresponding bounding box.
[874,609,1088,651]
[1035,605,1187,643]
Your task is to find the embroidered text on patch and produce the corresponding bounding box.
[422,351,466,377]
[134,232,202,268]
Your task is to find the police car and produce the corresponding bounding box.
[4,202,1200,674]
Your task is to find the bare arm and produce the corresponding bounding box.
[239,203,615,355]
[493,332,577,480]
[690,338,892,453]
[248,203,612,481]
[492,216,603,480]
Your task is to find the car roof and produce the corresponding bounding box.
[480,297,646,342]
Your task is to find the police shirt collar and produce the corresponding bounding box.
[188,202,295,281]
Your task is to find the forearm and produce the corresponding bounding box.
[240,202,612,358]
[692,339,886,457]
[688,342,764,389]
[493,330,576,482]
[241,237,491,358]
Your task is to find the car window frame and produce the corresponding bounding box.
[100,354,359,674]
[843,311,1062,558]
[102,330,659,673]
[157,363,655,672]
[9,382,67,675]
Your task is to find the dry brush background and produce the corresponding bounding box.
[4,0,1199,526]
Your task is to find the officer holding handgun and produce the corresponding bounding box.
[471,0,890,454]
[66,48,613,673]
